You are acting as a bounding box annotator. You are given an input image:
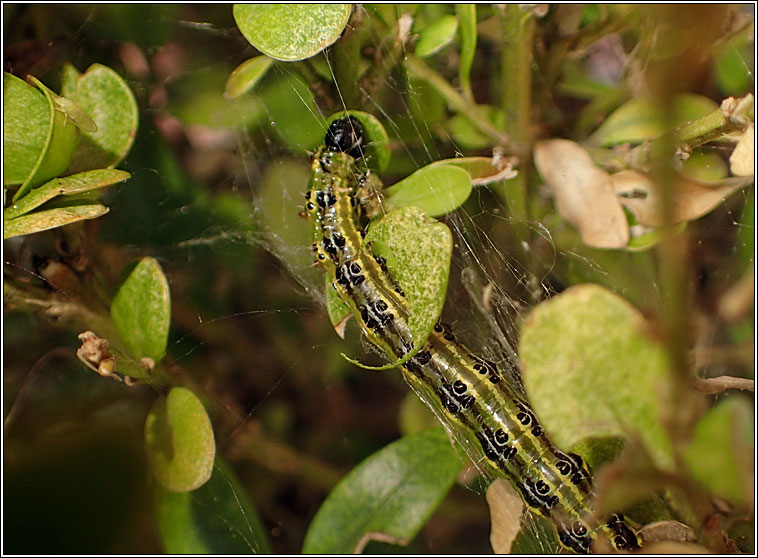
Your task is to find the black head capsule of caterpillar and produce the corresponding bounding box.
[325,116,366,160]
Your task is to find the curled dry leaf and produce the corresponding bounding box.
[534,139,629,248]
[486,478,524,554]
[730,123,754,177]
[611,169,751,227]
[638,520,698,545]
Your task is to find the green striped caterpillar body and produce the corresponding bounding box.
[305,117,641,554]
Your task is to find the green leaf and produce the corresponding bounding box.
[4,169,129,220]
[345,206,451,370]
[170,68,264,130]
[715,45,753,96]
[447,105,504,150]
[260,73,322,152]
[415,14,458,58]
[3,202,108,239]
[7,74,80,201]
[456,4,477,101]
[520,284,675,470]
[302,428,461,554]
[325,111,391,172]
[155,458,271,553]
[225,55,274,99]
[145,387,216,493]
[233,4,352,61]
[3,72,57,185]
[110,257,171,362]
[65,63,139,174]
[589,94,719,146]
[385,163,472,217]
[685,397,754,503]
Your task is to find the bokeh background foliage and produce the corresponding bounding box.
[4,4,754,554]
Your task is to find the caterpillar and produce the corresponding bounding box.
[304,116,641,554]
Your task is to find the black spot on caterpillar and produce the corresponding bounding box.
[305,117,641,554]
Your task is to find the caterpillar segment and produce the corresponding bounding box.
[304,117,642,554]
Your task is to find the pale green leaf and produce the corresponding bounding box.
[225,55,274,99]
[233,4,352,61]
[520,284,675,470]
[4,202,108,239]
[110,257,171,362]
[145,387,216,493]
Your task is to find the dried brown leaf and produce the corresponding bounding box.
[534,139,629,248]
[729,123,754,177]
[486,478,524,554]
[612,169,751,227]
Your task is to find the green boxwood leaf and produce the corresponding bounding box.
[345,206,451,370]
[325,110,390,172]
[302,428,461,554]
[65,63,139,174]
[233,4,352,61]
[225,55,274,99]
[520,284,675,470]
[414,14,458,58]
[8,74,80,202]
[155,458,271,553]
[685,397,754,503]
[110,256,171,362]
[589,94,719,146]
[4,202,108,239]
[385,163,472,217]
[145,387,216,493]
[3,72,54,185]
[4,169,129,220]
[260,73,322,152]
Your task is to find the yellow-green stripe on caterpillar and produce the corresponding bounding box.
[305,116,641,554]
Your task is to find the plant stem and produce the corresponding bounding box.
[498,5,534,221]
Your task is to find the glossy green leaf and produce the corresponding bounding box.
[385,163,472,217]
[520,284,675,470]
[9,75,80,201]
[589,94,719,146]
[302,428,461,554]
[346,206,451,370]
[325,111,391,172]
[155,458,271,553]
[5,169,129,220]
[3,202,108,239]
[715,45,753,96]
[260,73,322,152]
[65,63,139,174]
[3,73,61,186]
[456,4,477,100]
[685,397,754,503]
[225,55,274,98]
[145,387,216,493]
[110,257,171,362]
[233,4,352,61]
[415,15,458,58]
